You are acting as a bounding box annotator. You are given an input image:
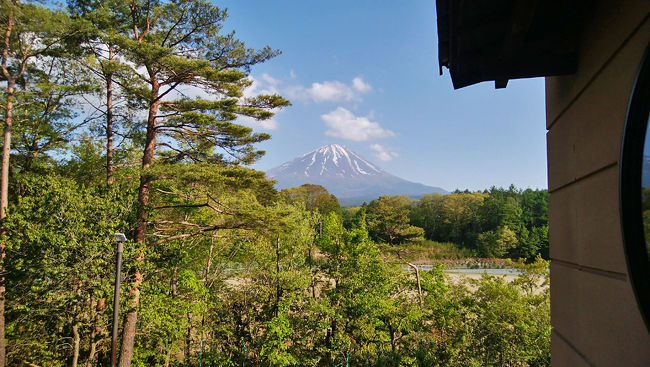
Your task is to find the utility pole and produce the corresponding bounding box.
[111,233,127,367]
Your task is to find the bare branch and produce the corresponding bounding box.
[148,223,246,246]
[150,220,206,228]
[152,203,208,210]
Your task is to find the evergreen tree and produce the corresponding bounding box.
[0,3,81,363]
[67,0,134,185]
[366,195,424,247]
[71,2,294,364]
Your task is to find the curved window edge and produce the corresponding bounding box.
[620,41,650,333]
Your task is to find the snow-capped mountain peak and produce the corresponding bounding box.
[286,144,382,178]
[267,144,448,205]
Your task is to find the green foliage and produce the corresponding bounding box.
[260,303,298,367]
[411,187,549,261]
[281,184,341,217]
[478,226,518,258]
[385,240,475,262]
[0,3,551,367]
[367,195,424,246]
[0,0,93,177]
[4,173,136,365]
[467,273,550,367]
[97,0,291,167]
[5,173,551,366]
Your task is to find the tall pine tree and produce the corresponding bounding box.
[94,1,291,365]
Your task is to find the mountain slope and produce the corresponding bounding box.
[267,144,447,204]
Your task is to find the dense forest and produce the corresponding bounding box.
[0,1,550,366]
[359,187,549,261]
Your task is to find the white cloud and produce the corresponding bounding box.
[238,115,279,131]
[352,77,372,93]
[370,144,399,161]
[321,107,394,141]
[261,73,280,85]
[309,80,356,102]
[235,73,284,130]
[242,74,281,99]
[257,118,278,130]
[287,77,372,103]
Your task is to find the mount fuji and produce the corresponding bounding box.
[266,144,448,205]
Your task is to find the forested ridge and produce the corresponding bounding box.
[0,1,550,366]
[359,187,549,261]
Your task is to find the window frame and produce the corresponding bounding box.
[620,41,650,333]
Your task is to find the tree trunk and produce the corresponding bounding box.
[72,322,81,367]
[199,241,214,365]
[309,244,315,298]
[86,297,106,367]
[118,79,159,367]
[275,235,281,316]
[86,326,97,367]
[0,9,15,365]
[313,221,321,298]
[387,320,396,352]
[0,82,13,367]
[105,46,114,185]
[406,263,423,307]
[185,313,191,366]
[1,83,12,222]
[163,348,171,367]
[118,289,139,367]
[163,269,177,367]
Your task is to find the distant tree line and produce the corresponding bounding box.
[359,186,548,261]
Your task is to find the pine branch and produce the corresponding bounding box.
[148,223,245,246]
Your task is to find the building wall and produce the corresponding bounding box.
[546,1,650,365]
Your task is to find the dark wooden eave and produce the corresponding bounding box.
[436,0,582,89]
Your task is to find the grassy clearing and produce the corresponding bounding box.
[379,240,517,269]
[379,239,475,261]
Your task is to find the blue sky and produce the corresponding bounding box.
[219,1,548,192]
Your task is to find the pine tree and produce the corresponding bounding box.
[82,2,292,364]
[0,2,80,364]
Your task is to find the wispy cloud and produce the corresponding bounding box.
[287,77,372,103]
[238,115,279,131]
[260,73,280,86]
[370,144,398,161]
[321,107,394,141]
[242,73,281,99]
[238,73,284,130]
[351,77,372,93]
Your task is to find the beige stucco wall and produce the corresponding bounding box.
[546,1,650,365]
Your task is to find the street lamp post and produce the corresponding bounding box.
[111,233,127,367]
